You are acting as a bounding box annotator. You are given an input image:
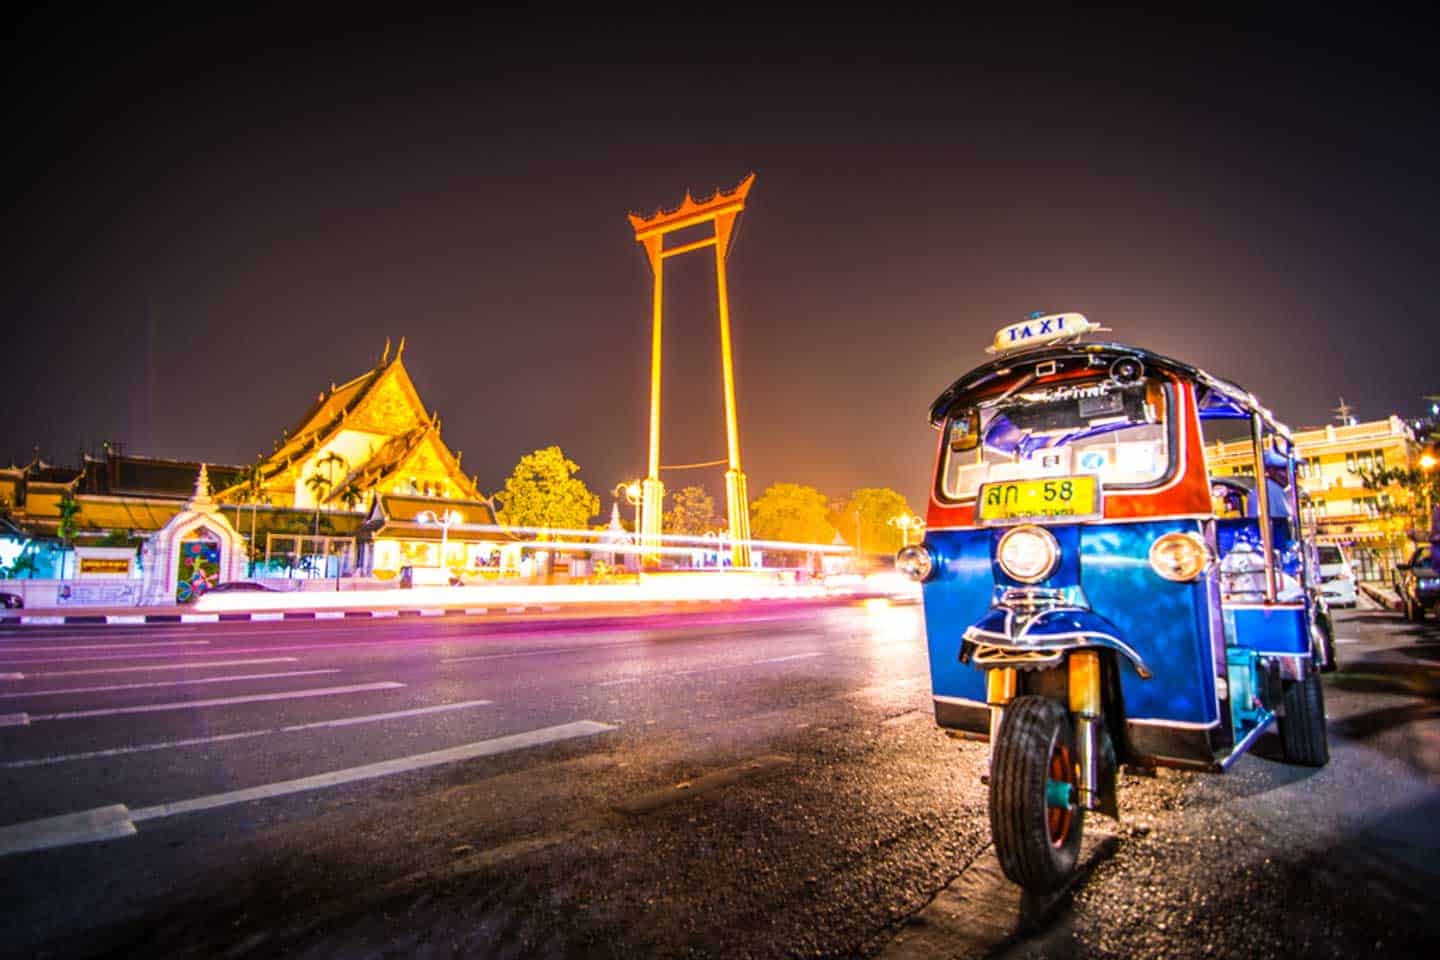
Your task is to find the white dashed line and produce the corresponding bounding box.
[27,681,405,721]
[22,657,300,679]
[0,805,136,856]
[0,721,615,856]
[0,640,211,653]
[2,699,495,769]
[751,652,823,664]
[0,669,341,700]
[126,721,615,823]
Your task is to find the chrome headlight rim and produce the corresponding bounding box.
[1148,532,1212,582]
[996,524,1060,584]
[896,543,936,582]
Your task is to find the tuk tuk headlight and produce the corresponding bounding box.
[1149,532,1211,582]
[997,525,1059,584]
[896,544,936,582]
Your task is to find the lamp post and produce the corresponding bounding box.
[889,513,923,548]
[615,481,642,549]
[416,508,463,576]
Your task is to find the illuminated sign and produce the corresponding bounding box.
[79,557,132,576]
[990,313,1100,353]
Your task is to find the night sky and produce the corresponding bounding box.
[4,10,1436,512]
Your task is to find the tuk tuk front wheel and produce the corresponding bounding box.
[1278,670,1329,767]
[989,695,1083,893]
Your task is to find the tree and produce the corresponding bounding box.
[498,446,600,532]
[1361,463,1440,543]
[831,487,916,557]
[665,484,717,536]
[306,451,348,539]
[56,492,80,579]
[749,483,836,545]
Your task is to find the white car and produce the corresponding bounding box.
[1315,544,1357,607]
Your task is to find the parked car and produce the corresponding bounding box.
[1315,543,1358,608]
[205,581,280,594]
[1,591,23,609]
[1395,546,1440,622]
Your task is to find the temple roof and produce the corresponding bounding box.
[363,494,512,542]
[215,341,481,507]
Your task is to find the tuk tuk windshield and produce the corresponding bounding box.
[941,376,1173,501]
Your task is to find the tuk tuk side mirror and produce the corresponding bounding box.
[949,411,980,453]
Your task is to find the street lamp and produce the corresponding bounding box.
[416,508,463,574]
[888,513,924,548]
[614,481,642,546]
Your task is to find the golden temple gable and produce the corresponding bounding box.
[216,341,481,512]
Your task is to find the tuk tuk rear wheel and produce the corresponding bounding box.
[1278,670,1329,767]
[989,695,1083,893]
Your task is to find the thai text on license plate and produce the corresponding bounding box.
[977,475,1101,524]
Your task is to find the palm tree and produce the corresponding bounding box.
[306,451,349,541]
[56,492,80,579]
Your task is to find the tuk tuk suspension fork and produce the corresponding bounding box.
[1069,650,1106,813]
[985,667,1017,745]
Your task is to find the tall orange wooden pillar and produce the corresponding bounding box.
[629,173,756,568]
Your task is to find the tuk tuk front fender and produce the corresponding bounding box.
[962,606,1154,679]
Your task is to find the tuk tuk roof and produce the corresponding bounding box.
[927,340,1292,440]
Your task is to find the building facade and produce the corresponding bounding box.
[1204,415,1420,580]
[2,341,513,600]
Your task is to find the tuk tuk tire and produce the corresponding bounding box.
[1278,671,1329,767]
[989,695,1083,893]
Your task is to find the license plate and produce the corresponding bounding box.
[977,475,1101,524]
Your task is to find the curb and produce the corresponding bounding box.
[0,606,547,626]
[0,594,912,628]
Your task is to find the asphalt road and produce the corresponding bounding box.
[1,597,1436,959]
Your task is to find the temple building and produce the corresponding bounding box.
[1,340,514,598]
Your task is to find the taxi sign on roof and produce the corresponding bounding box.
[989,312,1101,354]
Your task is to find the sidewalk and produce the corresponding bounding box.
[1359,581,1401,611]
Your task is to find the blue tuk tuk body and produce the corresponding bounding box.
[899,315,1332,892]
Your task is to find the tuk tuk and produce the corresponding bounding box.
[897,313,1334,893]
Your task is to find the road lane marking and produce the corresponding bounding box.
[278,699,494,731]
[4,731,270,768]
[751,652,823,664]
[442,637,649,664]
[1,713,29,726]
[23,657,300,678]
[1,673,22,680]
[0,669,341,700]
[2,700,495,768]
[0,720,613,856]
[127,720,615,822]
[0,805,136,856]
[1335,637,1361,644]
[27,682,405,721]
[0,640,211,653]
